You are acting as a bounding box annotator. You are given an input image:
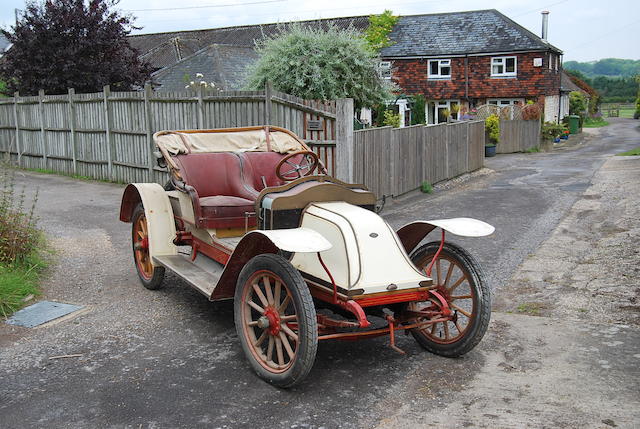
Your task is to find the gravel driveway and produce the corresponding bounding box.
[1,118,638,428]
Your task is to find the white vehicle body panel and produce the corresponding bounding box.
[245,228,332,253]
[130,183,178,262]
[291,202,430,294]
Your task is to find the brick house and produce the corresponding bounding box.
[380,9,565,124]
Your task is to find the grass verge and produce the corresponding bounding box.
[0,251,48,318]
[583,117,609,128]
[525,146,541,153]
[28,168,124,184]
[617,147,640,156]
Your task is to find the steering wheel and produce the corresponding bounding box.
[275,151,319,181]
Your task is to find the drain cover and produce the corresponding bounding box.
[5,301,84,328]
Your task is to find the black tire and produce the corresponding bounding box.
[131,203,165,290]
[234,254,317,388]
[408,241,491,357]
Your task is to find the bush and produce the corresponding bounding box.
[245,24,392,108]
[0,169,40,264]
[485,114,500,144]
[383,110,401,128]
[569,91,587,116]
[541,122,566,141]
[521,103,542,120]
[420,181,433,194]
[410,94,426,125]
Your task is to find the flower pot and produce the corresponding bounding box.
[485,145,497,157]
[554,137,561,143]
[560,135,568,140]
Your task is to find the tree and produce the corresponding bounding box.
[245,25,393,108]
[363,10,399,52]
[0,0,151,96]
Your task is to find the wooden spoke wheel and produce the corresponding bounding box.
[275,151,319,181]
[408,242,491,357]
[131,204,165,290]
[234,254,317,388]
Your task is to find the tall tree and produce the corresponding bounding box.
[0,0,151,95]
[245,25,393,108]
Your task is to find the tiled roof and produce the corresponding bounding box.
[130,16,369,70]
[151,44,260,91]
[381,9,562,58]
[561,71,587,94]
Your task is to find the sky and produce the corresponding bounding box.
[0,0,638,62]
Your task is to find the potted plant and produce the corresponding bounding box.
[450,103,460,120]
[484,114,499,157]
[560,129,569,140]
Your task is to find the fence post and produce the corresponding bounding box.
[264,80,272,125]
[144,83,155,180]
[335,98,354,183]
[103,85,114,181]
[13,91,21,166]
[197,84,204,128]
[38,89,47,169]
[68,88,77,175]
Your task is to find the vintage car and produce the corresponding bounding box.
[119,126,493,387]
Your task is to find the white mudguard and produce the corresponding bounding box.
[245,228,332,253]
[121,183,177,263]
[413,218,495,237]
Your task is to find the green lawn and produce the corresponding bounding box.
[583,117,609,128]
[617,147,640,156]
[601,103,635,118]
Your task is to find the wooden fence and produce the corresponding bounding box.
[0,84,339,183]
[352,121,485,198]
[496,119,541,154]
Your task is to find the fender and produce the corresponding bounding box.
[119,183,177,262]
[397,218,494,255]
[211,228,332,300]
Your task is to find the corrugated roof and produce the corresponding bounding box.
[381,9,562,57]
[152,44,260,91]
[130,16,369,70]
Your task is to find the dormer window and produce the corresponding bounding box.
[428,59,451,79]
[491,56,517,77]
[379,61,392,79]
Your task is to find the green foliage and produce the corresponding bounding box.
[564,58,640,78]
[420,181,433,194]
[410,94,426,125]
[565,69,636,104]
[0,168,40,264]
[525,146,541,153]
[485,114,500,144]
[0,166,47,317]
[583,117,609,128]
[364,10,399,52]
[245,24,392,108]
[0,81,6,97]
[383,110,401,128]
[617,147,640,156]
[569,91,587,116]
[541,121,566,140]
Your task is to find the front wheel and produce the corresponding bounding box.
[408,242,491,357]
[131,203,165,290]
[234,254,318,388]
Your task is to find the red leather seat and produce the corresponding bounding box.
[173,153,258,229]
[241,152,308,192]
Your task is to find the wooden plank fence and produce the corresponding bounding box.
[497,119,541,154]
[0,84,338,183]
[353,120,485,198]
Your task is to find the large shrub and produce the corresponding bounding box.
[485,114,500,144]
[245,25,392,108]
[569,91,587,116]
[0,0,151,95]
[363,10,399,52]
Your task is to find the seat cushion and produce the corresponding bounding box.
[241,152,289,191]
[199,195,257,228]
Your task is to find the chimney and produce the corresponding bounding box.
[541,11,550,42]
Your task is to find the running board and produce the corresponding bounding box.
[153,254,223,298]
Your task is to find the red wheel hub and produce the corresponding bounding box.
[264,307,281,335]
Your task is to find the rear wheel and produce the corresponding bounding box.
[234,254,317,388]
[131,204,165,290]
[408,242,491,357]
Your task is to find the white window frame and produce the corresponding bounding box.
[491,56,517,77]
[379,61,392,80]
[428,59,451,79]
[487,98,524,106]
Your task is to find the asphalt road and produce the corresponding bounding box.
[1,118,638,428]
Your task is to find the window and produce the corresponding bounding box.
[379,61,392,79]
[491,56,517,77]
[428,59,451,79]
[488,98,524,106]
